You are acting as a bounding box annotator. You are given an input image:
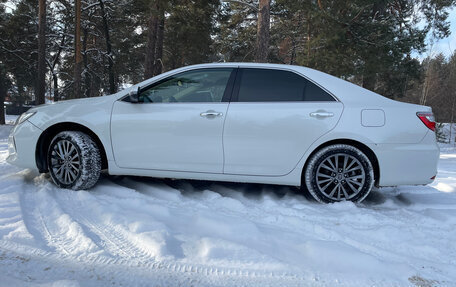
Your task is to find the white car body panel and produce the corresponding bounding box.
[7,63,439,189]
[223,102,343,176]
[7,120,42,169]
[24,96,118,162]
[371,130,439,186]
[111,102,228,173]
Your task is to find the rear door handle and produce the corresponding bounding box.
[200,110,223,118]
[310,111,334,118]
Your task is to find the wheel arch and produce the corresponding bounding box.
[36,122,108,173]
[301,139,380,187]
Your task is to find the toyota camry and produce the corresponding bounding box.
[7,63,439,203]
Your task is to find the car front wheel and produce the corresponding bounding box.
[47,131,101,190]
[304,144,374,203]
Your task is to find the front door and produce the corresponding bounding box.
[111,68,234,173]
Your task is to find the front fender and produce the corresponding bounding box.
[28,96,118,164]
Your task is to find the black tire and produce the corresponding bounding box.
[47,131,101,190]
[303,144,374,203]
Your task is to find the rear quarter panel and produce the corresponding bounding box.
[336,102,430,144]
[289,67,438,187]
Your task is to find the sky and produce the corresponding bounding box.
[428,7,456,58]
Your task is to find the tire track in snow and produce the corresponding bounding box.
[161,181,456,280]
[54,190,157,264]
[4,172,301,281]
[19,183,101,258]
[51,182,306,281]
[0,243,309,287]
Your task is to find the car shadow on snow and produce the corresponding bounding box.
[104,173,309,203]
[362,187,414,207]
[102,173,410,208]
[27,172,418,208]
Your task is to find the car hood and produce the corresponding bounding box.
[29,94,119,113]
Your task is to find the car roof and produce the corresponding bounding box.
[127,62,396,106]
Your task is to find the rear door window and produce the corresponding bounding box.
[235,68,335,102]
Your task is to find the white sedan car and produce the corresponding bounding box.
[7,63,439,203]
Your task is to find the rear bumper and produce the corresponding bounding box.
[371,131,439,186]
[6,120,42,171]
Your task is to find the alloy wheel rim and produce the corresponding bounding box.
[50,139,81,185]
[315,153,365,201]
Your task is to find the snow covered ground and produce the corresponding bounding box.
[0,119,455,287]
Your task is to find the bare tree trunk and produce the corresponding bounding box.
[255,0,270,63]
[52,74,59,102]
[154,12,165,76]
[144,1,159,79]
[98,0,116,94]
[289,38,296,65]
[36,0,46,105]
[0,94,4,125]
[82,27,92,98]
[420,65,432,106]
[49,33,66,102]
[0,67,5,125]
[306,12,311,66]
[450,97,455,145]
[74,0,83,98]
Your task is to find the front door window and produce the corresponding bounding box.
[138,69,233,103]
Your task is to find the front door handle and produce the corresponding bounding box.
[200,110,223,118]
[310,111,334,118]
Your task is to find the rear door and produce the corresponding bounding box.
[111,68,235,173]
[223,68,343,176]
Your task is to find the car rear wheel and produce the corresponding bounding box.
[47,131,101,190]
[304,144,374,203]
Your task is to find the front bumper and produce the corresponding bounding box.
[6,120,42,171]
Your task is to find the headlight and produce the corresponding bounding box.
[16,111,36,125]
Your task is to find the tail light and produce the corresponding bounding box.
[417,112,436,131]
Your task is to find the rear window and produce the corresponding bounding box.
[236,68,335,102]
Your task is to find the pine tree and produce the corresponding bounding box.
[36,0,46,105]
[0,0,7,124]
[74,0,82,98]
[144,0,160,79]
[0,64,6,125]
[435,123,448,143]
[216,1,257,62]
[98,0,116,94]
[2,0,456,110]
[1,0,38,105]
[255,0,270,62]
[164,0,220,69]
[272,0,454,99]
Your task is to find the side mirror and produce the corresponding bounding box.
[128,87,140,103]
